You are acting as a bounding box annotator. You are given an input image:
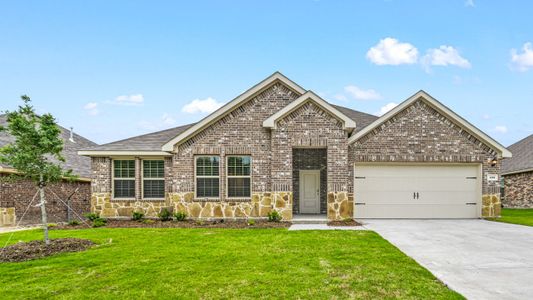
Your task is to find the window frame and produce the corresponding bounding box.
[194,155,221,200]
[112,159,136,200]
[225,155,252,199]
[141,159,166,200]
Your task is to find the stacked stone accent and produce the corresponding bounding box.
[327,192,354,221]
[0,207,16,226]
[92,191,292,220]
[350,98,502,218]
[503,171,533,208]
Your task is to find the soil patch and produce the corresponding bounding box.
[0,238,94,263]
[327,219,362,226]
[54,219,291,229]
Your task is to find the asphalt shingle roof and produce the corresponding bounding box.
[82,105,378,153]
[501,134,533,175]
[0,114,97,178]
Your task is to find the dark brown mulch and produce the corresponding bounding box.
[53,219,291,229]
[327,219,362,226]
[0,238,94,263]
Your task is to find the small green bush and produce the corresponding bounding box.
[84,213,99,221]
[132,211,144,221]
[92,218,107,228]
[267,211,282,222]
[196,220,205,226]
[142,219,155,224]
[247,219,256,226]
[47,223,57,227]
[158,208,172,221]
[174,211,187,221]
[68,220,81,226]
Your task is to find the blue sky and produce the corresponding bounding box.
[1,0,532,146]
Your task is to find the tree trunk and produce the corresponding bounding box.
[39,174,49,245]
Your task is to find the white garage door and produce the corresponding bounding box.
[354,164,481,219]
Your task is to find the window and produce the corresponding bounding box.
[113,160,135,199]
[195,156,220,198]
[143,160,165,199]
[227,156,251,198]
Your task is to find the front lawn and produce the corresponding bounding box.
[489,208,533,227]
[0,228,462,299]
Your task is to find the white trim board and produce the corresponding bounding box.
[262,91,356,131]
[161,72,307,152]
[347,90,512,158]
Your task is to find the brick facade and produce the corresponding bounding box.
[503,171,533,208]
[350,99,502,217]
[0,173,91,225]
[88,86,505,220]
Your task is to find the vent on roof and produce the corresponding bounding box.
[69,127,75,143]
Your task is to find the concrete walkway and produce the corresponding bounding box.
[364,219,533,300]
[288,224,366,230]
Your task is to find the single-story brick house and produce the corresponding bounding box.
[79,72,511,221]
[501,134,532,208]
[0,115,96,226]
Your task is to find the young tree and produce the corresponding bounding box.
[0,95,75,245]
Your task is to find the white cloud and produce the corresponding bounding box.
[510,42,533,72]
[113,94,144,106]
[333,94,347,101]
[494,125,508,134]
[344,85,382,100]
[377,102,398,116]
[366,37,419,65]
[182,97,223,114]
[83,102,99,116]
[161,113,176,126]
[465,0,475,7]
[421,46,471,72]
[482,114,491,120]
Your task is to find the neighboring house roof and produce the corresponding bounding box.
[501,134,533,175]
[263,91,356,130]
[78,123,195,156]
[0,114,97,179]
[347,90,512,158]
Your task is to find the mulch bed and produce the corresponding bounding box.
[327,219,362,226]
[53,219,291,229]
[0,238,94,263]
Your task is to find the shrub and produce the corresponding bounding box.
[142,219,155,224]
[174,211,187,221]
[68,220,81,226]
[47,223,57,227]
[247,219,256,226]
[132,211,144,221]
[158,208,172,221]
[92,218,107,228]
[267,211,282,222]
[84,213,99,221]
[196,220,205,226]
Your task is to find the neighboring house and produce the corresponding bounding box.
[79,72,511,221]
[0,115,97,226]
[501,134,533,208]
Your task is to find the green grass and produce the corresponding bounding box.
[0,228,462,299]
[489,208,533,227]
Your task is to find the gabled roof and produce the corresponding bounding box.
[502,134,533,175]
[0,114,97,179]
[262,91,356,130]
[161,72,306,151]
[78,123,194,156]
[347,90,512,158]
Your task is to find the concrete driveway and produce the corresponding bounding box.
[364,219,533,300]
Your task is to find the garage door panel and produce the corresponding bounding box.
[356,204,479,219]
[354,164,480,219]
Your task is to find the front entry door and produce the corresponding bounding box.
[299,170,320,214]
